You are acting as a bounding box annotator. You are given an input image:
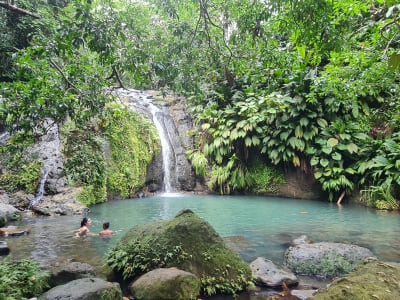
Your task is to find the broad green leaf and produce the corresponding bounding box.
[327,138,339,147]
[201,123,210,130]
[332,152,342,160]
[252,136,260,146]
[322,146,332,154]
[300,117,309,127]
[295,125,303,138]
[347,143,358,154]
[245,137,252,147]
[317,118,328,128]
[314,170,322,179]
[320,158,329,167]
[310,156,319,166]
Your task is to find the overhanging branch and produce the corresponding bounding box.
[0,2,41,19]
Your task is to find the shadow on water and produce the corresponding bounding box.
[1,195,400,298]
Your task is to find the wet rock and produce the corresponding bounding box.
[8,191,33,210]
[284,241,376,278]
[0,241,10,256]
[0,226,30,237]
[130,268,200,300]
[26,120,67,196]
[250,257,298,287]
[31,187,86,216]
[309,261,400,300]
[39,277,122,300]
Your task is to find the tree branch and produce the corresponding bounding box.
[0,2,41,19]
[49,58,78,90]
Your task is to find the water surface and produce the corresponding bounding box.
[2,195,399,298]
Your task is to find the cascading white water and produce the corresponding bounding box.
[148,103,176,193]
[30,169,49,208]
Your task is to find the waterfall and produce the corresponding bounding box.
[117,88,196,194]
[30,169,49,208]
[148,103,176,193]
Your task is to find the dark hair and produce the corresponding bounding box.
[81,217,88,227]
[103,222,110,230]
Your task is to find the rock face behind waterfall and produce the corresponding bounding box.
[115,89,198,193]
[107,209,252,296]
[27,120,67,196]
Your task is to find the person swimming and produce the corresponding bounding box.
[77,217,92,237]
[99,222,113,237]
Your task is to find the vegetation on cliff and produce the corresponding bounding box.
[0,0,399,208]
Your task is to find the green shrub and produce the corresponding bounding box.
[62,121,107,204]
[0,161,42,194]
[247,163,285,194]
[0,259,49,299]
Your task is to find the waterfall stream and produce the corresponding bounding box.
[148,102,176,192]
[119,89,182,193]
[30,169,49,208]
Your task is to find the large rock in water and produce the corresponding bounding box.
[131,268,200,300]
[284,241,375,278]
[309,261,400,300]
[107,209,252,296]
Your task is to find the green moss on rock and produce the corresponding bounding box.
[310,260,400,300]
[107,209,253,296]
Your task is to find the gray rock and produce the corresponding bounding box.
[8,191,34,210]
[284,241,376,278]
[39,277,122,300]
[49,261,95,287]
[250,257,298,287]
[130,268,200,300]
[26,120,67,200]
[0,203,21,227]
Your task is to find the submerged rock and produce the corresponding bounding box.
[284,241,375,278]
[107,209,252,296]
[131,268,200,300]
[309,261,400,300]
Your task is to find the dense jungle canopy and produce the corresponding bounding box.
[1,0,400,209]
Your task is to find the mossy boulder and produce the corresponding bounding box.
[309,261,400,300]
[107,209,252,296]
[130,268,200,300]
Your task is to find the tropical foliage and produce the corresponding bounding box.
[0,0,400,209]
[0,258,49,299]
